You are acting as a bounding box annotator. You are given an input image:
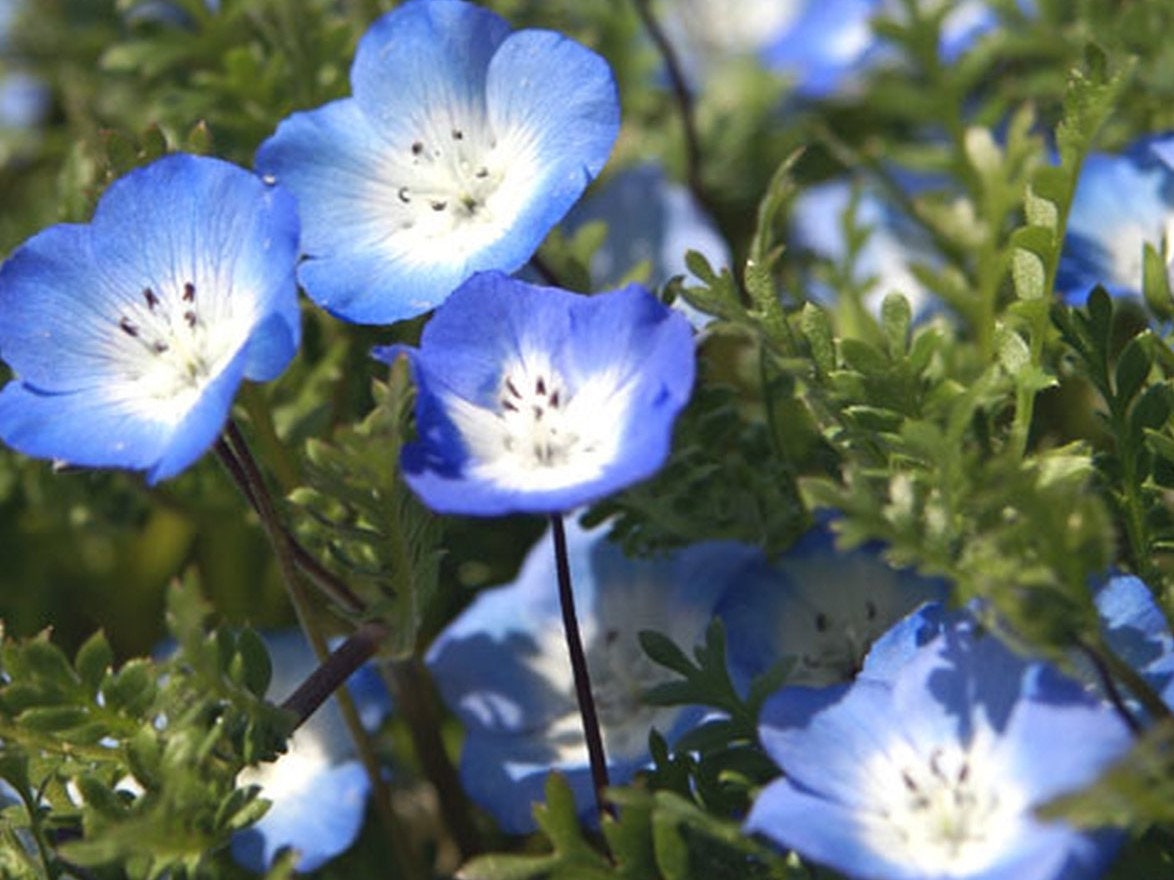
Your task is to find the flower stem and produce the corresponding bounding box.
[384,657,484,860]
[281,619,389,726]
[213,428,365,615]
[216,423,425,880]
[630,0,717,220]
[550,512,615,826]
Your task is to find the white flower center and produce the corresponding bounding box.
[538,619,685,764]
[444,356,630,493]
[790,595,884,685]
[381,113,540,261]
[107,280,243,422]
[863,737,1024,875]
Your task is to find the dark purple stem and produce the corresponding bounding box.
[550,512,615,824]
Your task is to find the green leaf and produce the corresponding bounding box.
[74,632,113,693]
[1114,336,1153,408]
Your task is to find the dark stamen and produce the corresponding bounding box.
[411,141,424,156]
[533,406,544,420]
[501,398,518,413]
[143,287,159,310]
[430,200,447,212]
[184,311,197,328]
[536,376,546,395]
[152,341,169,354]
[452,128,464,140]
[475,167,489,179]
[182,282,196,302]
[549,390,560,408]
[505,378,522,399]
[902,770,920,793]
[397,186,411,203]
[119,317,139,337]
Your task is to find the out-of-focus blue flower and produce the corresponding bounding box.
[0,71,46,130]
[427,518,759,833]
[746,605,1130,880]
[0,153,300,484]
[561,163,729,327]
[256,0,619,325]
[1091,573,1174,708]
[374,272,695,516]
[716,519,950,689]
[231,630,393,873]
[1057,134,1174,305]
[669,0,1013,99]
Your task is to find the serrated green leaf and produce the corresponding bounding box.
[838,338,889,375]
[234,628,272,699]
[74,632,113,693]
[880,293,911,357]
[1143,242,1174,321]
[800,302,835,373]
[639,629,696,677]
[1114,337,1153,407]
[1131,384,1173,437]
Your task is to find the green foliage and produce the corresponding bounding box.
[288,364,444,655]
[0,578,290,879]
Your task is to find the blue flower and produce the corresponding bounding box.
[790,177,939,318]
[231,630,393,873]
[1091,573,1174,708]
[1058,134,1174,305]
[255,0,620,325]
[426,518,759,833]
[769,0,1021,97]
[745,605,1130,880]
[716,519,950,690]
[0,153,300,484]
[560,163,730,327]
[374,272,695,516]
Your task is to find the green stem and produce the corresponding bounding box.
[218,424,426,880]
[240,384,301,495]
[384,658,484,860]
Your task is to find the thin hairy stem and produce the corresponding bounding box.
[217,423,426,880]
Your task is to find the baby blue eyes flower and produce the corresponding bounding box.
[426,519,759,833]
[375,272,695,516]
[231,630,393,873]
[255,0,620,325]
[0,153,300,484]
[716,520,950,689]
[746,606,1131,880]
[1058,134,1174,305]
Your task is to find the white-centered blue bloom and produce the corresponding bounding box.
[745,605,1130,880]
[231,630,392,873]
[426,518,759,833]
[0,153,300,484]
[716,519,950,690]
[255,0,620,325]
[374,271,695,516]
[1058,134,1174,305]
[790,177,939,319]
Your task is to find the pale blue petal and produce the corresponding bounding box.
[231,761,370,872]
